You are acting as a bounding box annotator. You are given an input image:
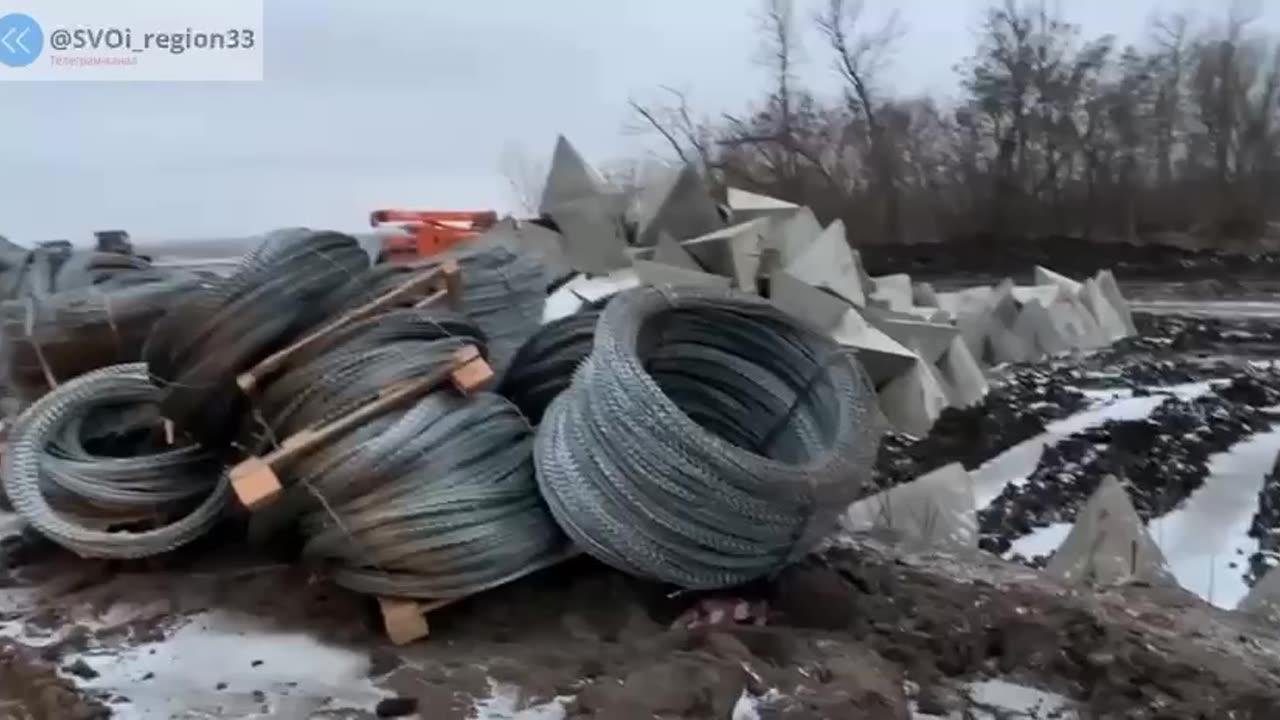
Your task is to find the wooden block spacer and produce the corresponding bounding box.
[378,596,458,645]
[236,261,462,395]
[230,345,492,511]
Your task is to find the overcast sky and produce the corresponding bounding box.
[2,0,1277,246]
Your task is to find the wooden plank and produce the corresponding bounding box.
[236,261,461,395]
[229,345,491,511]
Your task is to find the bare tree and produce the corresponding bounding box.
[497,142,546,216]
[817,0,904,242]
[620,0,1280,246]
[626,86,717,175]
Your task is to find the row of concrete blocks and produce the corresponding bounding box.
[527,137,1140,438]
[839,463,1280,622]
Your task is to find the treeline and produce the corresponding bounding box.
[630,0,1280,246]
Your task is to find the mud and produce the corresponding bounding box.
[874,368,1087,492]
[778,538,1280,719]
[6,307,1280,718]
[1249,453,1280,584]
[979,370,1280,559]
[859,235,1280,282]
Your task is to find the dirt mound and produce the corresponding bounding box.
[776,540,1280,719]
[859,235,1280,282]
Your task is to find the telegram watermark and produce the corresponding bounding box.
[0,0,263,81]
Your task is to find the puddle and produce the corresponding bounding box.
[1149,426,1280,608]
[912,679,1078,719]
[76,610,386,719]
[471,679,571,720]
[972,383,1213,507]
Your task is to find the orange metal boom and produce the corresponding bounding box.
[371,209,499,260]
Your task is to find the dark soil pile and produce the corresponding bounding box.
[774,541,1280,719]
[859,235,1280,282]
[0,641,110,719]
[979,373,1280,558]
[1131,313,1280,355]
[1248,453,1280,585]
[873,368,1087,491]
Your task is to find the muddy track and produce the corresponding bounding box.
[873,367,1087,492]
[978,373,1280,559]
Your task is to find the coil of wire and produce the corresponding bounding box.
[143,229,371,448]
[452,245,547,376]
[243,307,569,599]
[533,285,885,589]
[497,299,604,425]
[1,363,228,558]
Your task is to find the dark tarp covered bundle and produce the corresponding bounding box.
[0,247,205,404]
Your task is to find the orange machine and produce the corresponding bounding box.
[371,210,499,262]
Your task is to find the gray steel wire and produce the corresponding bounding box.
[451,245,547,376]
[144,229,371,447]
[293,392,569,599]
[240,308,484,455]
[244,311,568,599]
[498,300,604,424]
[533,285,885,589]
[1,363,229,558]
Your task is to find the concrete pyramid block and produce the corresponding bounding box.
[841,463,978,552]
[1014,298,1069,357]
[475,218,572,284]
[546,195,631,275]
[1238,567,1280,622]
[1044,475,1174,587]
[727,187,799,223]
[936,335,988,408]
[985,280,1033,364]
[861,308,957,364]
[935,287,992,318]
[653,232,702,271]
[681,219,769,291]
[1033,265,1083,296]
[632,260,732,289]
[782,220,866,306]
[851,248,875,295]
[1065,295,1108,349]
[539,136,603,215]
[1043,299,1101,351]
[913,281,940,308]
[634,163,723,247]
[936,287,991,361]
[878,356,952,437]
[1081,278,1130,343]
[869,273,914,312]
[988,279,1021,327]
[1011,284,1063,306]
[763,206,824,265]
[831,309,918,385]
[1095,269,1137,336]
[769,271,851,333]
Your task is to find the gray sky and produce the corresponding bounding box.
[2,0,1276,245]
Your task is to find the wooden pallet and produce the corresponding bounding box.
[236,261,462,395]
[228,344,493,511]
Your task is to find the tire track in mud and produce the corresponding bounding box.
[977,372,1280,568]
